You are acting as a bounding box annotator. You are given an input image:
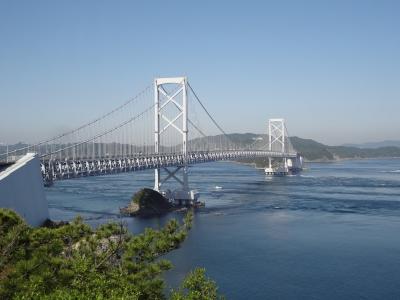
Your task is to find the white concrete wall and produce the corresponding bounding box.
[0,153,49,227]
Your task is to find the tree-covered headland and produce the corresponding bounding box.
[0,208,223,299]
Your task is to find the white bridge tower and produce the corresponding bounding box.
[154,77,198,204]
[268,118,287,171]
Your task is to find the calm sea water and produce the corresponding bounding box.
[45,159,400,299]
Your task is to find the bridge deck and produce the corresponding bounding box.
[40,150,297,185]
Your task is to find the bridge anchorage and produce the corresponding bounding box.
[0,76,302,206]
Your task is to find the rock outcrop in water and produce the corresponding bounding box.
[120,188,172,217]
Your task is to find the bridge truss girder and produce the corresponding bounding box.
[40,150,295,185]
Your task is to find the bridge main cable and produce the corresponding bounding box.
[1,85,152,158]
[187,81,232,141]
[40,103,155,159]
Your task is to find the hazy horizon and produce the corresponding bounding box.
[1,1,399,145]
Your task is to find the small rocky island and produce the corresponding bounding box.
[120,188,174,217]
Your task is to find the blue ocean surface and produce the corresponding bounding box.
[45,159,400,299]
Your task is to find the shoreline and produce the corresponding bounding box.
[305,156,400,163]
[232,156,400,169]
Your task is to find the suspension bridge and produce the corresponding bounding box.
[0,77,300,203]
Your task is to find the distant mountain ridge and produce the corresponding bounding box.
[342,140,400,149]
[190,133,400,161]
[221,134,400,161]
[290,137,400,161]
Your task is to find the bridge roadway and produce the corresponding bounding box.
[40,150,297,185]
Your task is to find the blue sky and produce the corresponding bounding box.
[0,0,399,145]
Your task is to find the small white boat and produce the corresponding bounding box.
[215,186,222,190]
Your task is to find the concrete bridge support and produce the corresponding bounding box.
[0,153,49,227]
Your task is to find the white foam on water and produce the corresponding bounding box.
[380,169,400,173]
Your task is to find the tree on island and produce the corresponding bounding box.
[0,208,223,299]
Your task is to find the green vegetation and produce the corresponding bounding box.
[171,269,223,300]
[133,188,172,213]
[0,208,223,299]
[290,137,334,161]
[121,188,172,217]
